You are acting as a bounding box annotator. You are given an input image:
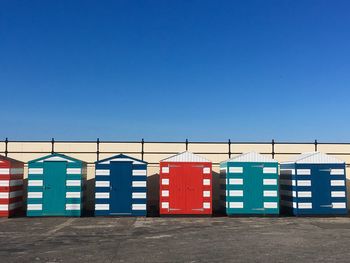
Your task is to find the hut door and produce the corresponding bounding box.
[110,161,132,215]
[246,164,264,212]
[168,165,185,213]
[43,161,66,215]
[186,164,204,213]
[312,166,332,212]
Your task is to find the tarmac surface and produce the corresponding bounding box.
[0,216,350,262]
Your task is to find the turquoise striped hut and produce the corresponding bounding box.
[27,153,87,216]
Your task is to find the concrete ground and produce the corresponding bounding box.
[0,217,350,262]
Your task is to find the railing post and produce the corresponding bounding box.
[5,137,8,157]
[185,139,188,151]
[314,139,318,152]
[228,139,231,158]
[272,139,275,159]
[141,138,145,161]
[96,138,100,161]
[51,138,55,154]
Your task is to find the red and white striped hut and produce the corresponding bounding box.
[0,155,24,217]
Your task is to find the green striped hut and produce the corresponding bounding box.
[220,152,279,215]
[27,153,87,216]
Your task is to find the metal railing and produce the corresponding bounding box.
[2,138,350,166]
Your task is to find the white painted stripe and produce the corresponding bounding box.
[297,169,311,175]
[66,192,81,198]
[95,204,109,210]
[220,167,227,171]
[95,192,110,199]
[229,178,243,185]
[229,190,243,197]
[161,190,169,197]
[0,204,9,211]
[203,167,211,174]
[0,168,24,175]
[66,204,80,210]
[297,180,311,187]
[203,191,211,197]
[0,192,8,198]
[95,169,110,176]
[0,168,9,175]
[9,202,22,211]
[331,191,346,198]
[132,192,146,199]
[162,167,169,174]
[229,167,243,173]
[298,203,312,209]
[10,180,23,186]
[264,202,278,209]
[28,168,43,175]
[279,190,296,197]
[203,179,211,186]
[132,181,146,187]
[132,204,146,210]
[331,180,345,186]
[280,200,296,208]
[161,202,169,209]
[331,169,345,175]
[298,191,312,198]
[263,167,277,174]
[263,179,277,185]
[229,202,244,208]
[10,168,24,175]
[332,202,346,209]
[161,178,169,185]
[133,170,147,176]
[0,180,9,187]
[28,192,43,198]
[66,180,81,187]
[28,180,43,187]
[67,168,81,174]
[27,204,42,211]
[280,169,295,175]
[263,190,277,197]
[95,181,110,187]
[203,202,211,209]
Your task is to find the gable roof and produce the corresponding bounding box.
[223,152,277,163]
[161,151,211,163]
[283,152,345,164]
[96,154,147,165]
[0,155,24,164]
[29,153,85,164]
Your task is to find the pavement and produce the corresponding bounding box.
[0,216,350,262]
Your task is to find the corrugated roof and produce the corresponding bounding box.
[161,151,211,163]
[97,154,146,165]
[224,152,277,163]
[283,152,345,164]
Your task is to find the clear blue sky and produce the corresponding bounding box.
[1,1,349,141]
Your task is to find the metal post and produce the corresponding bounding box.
[314,139,318,152]
[228,139,231,158]
[272,139,275,159]
[185,139,188,151]
[96,138,100,161]
[51,138,55,154]
[141,138,145,161]
[5,138,8,157]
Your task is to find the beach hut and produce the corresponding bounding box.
[280,152,347,215]
[159,151,212,215]
[27,153,87,216]
[94,154,148,216]
[220,152,279,215]
[0,155,24,217]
